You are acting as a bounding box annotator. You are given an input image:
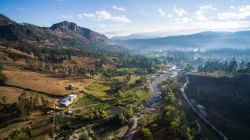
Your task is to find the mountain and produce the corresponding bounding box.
[112,33,163,41]
[114,31,250,51]
[0,14,111,48]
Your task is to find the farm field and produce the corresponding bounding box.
[84,75,149,103]
[3,68,94,96]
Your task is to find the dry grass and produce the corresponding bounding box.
[3,68,94,96]
[0,120,31,139]
[0,86,21,104]
[63,56,98,67]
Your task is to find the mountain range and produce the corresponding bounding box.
[1,13,250,52]
[0,14,111,49]
[114,31,250,51]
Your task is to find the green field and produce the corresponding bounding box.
[75,96,111,110]
[120,88,149,103]
[85,80,110,93]
[112,75,141,84]
[84,75,148,102]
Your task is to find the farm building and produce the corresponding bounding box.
[59,94,77,107]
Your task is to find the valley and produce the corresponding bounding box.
[1,2,250,139]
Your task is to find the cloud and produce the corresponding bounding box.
[60,15,74,20]
[112,5,126,12]
[168,4,250,33]
[195,5,216,21]
[174,7,188,17]
[177,17,193,23]
[217,5,250,20]
[158,8,166,17]
[78,13,95,19]
[78,10,130,23]
[158,8,172,18]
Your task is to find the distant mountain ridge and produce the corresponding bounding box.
[114,31,250,51]
[0,14,111,48]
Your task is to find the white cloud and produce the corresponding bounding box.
[112,5,126,12]
[181,17,193,23]
[174,7,188,17]
[78,13,95,19]
[158,8,166,17]
[60,15,74,20]
[195,5,216,21]
[218,5,250,20]
[78,10,130,23]
[158,8,172,18]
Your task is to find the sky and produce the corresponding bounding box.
[1,0,250,37]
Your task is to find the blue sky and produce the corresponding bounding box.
[1,0,250,37]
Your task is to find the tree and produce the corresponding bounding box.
[227,59,237,73]
[0,65,6,85]
[18,94,31,118]
[79,127,89,140]
[88,108,95,120]
[1,96,7,104]
[118,112,126,124]
[140,128,153,140]
[100,109,108,119]
[127,105,134,117]
[89,68,96,78]
[40,96,49,107]
[138,116,147,128]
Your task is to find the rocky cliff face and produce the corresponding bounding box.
[0,14,111,48]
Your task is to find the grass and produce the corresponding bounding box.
[85,81,110,93]
[31,122,52,139]
[84,75,149,104]
[120,88,149,103]
[0,86,57,108]
[3,68,93,96]
[75,96,111,110]
[112,75,141,84]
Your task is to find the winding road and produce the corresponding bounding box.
[181,76,228,140]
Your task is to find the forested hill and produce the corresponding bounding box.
[0,14,111,49]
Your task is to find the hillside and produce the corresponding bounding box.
[115,31,250,51]
[185,73,250,140]
[0,14,111,49]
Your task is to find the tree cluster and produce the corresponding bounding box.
[25,59,97,78]
[0,64,6,85]
[88,107,108,120]
[159,89,193,140]
[198,59,238,73]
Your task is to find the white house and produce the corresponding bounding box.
[59,94,77,107]
[196,104,206,110]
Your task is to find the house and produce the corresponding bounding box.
[199,109,208,117]
[190,99,197,105]
[59,94,77,107]
[196,104,208,117]
[196,104,206,110]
